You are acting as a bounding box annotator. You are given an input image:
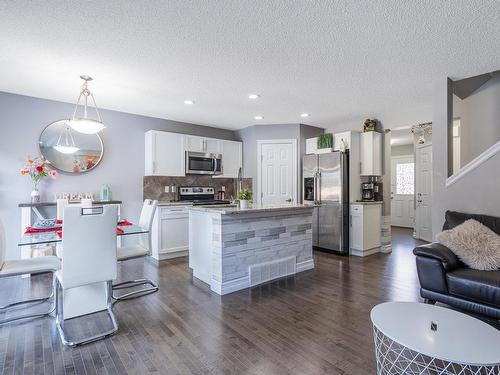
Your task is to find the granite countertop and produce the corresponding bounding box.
[189,204,314,215]
[157,201,239,209]
[352,201,383,205]
[157,201,194,207]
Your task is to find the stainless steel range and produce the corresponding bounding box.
[178,186,231,205]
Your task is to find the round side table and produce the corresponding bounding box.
[370,302,500,375]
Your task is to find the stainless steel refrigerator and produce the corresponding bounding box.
[303,151,349,254]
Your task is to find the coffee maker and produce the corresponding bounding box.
[361,182,374,201]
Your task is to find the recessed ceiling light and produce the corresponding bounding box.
[248,94,260,99]
[300,113,310,118]
[254,115,264,120]
[184,99,195,105]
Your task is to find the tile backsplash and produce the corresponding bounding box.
[143,176,252,201]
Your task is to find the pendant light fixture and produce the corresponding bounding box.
[53,125,80,154]
[68,75,106,134]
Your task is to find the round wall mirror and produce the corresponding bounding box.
[39,119,104,173]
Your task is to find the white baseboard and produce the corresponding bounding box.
[380,244,392,254]
[350,247,380,257]
[296,258,314,272]
[151,250,188,262]
[211,276,249,295]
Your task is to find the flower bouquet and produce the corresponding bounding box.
[20,157,57,202]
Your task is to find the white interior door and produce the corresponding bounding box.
[391,155,415,228]
[416,144,432,241]
[258,140,297,205]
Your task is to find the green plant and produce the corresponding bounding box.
[238,189,252,200]
[363,118,377,132]
[317,133,333,149]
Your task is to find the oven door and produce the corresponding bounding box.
[186,152,221,175]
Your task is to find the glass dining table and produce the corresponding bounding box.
[18,224,149,247]
[17,223,150,321]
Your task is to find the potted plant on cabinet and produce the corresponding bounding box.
[316,133,334,153]
[363,118,377,132]
[238,189,252,209]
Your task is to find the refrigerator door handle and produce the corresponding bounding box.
[315,171,321,204]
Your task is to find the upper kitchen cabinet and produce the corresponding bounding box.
[360,131,382,176]
[145,130,242,177]
[184,135,221,154]
[145,130,185,176]
[216,140,242,178]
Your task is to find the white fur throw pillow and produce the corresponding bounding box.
[437,219,500,271]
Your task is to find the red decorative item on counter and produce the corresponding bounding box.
[25,226,61,234]
[117,219,133,226]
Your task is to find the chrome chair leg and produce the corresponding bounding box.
[112,278,158,302]
[56,280,119,347]
[0,273,56,325]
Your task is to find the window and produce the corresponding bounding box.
[396,162,414,195]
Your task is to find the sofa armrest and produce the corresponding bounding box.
[413,243,460,271]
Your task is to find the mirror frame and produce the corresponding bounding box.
[38,119,105,174]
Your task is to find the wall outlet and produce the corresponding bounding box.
[164,186,169,193]
[221,186,226,191]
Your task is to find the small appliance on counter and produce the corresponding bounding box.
[178,186,230,205]
[373,179,383,201]
[361,182,374,201]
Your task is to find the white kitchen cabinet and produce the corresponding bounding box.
[151,206,189,261]
[145,130,185,176]
[215,140,242,178]
[350,203,382,256]
[184,135,205,152]
[146,130,241,177]
[360,131,382,176]
[205,138,221,153]
[184,135,221,154]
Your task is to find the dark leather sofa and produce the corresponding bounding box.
[413,210,500,319]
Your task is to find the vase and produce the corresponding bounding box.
[31,189,41,203]
[100,184,111,201]
[239,200,250,209]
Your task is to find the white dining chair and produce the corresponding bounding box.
[56,199,69,221]
[112,199,158,301]
[55,205,118,346]
[0,219,60,324]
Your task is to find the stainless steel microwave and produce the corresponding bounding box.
[185,151,222,175]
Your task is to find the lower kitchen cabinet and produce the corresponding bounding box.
[151,206,189,261]
[350,203,382,256]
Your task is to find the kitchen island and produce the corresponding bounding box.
[189,204,314,295]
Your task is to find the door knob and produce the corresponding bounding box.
[286,198,292,202]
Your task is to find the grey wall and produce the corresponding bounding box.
[432,79,500,238]
[391,144,414,157]
[453,76,500,168]
[235,123,324,198]
[0,91,236,259]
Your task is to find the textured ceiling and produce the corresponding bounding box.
[1,1,500,130]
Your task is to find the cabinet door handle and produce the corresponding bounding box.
[152,161,156,174]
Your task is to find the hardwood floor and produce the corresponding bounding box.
[0,228,425,375]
